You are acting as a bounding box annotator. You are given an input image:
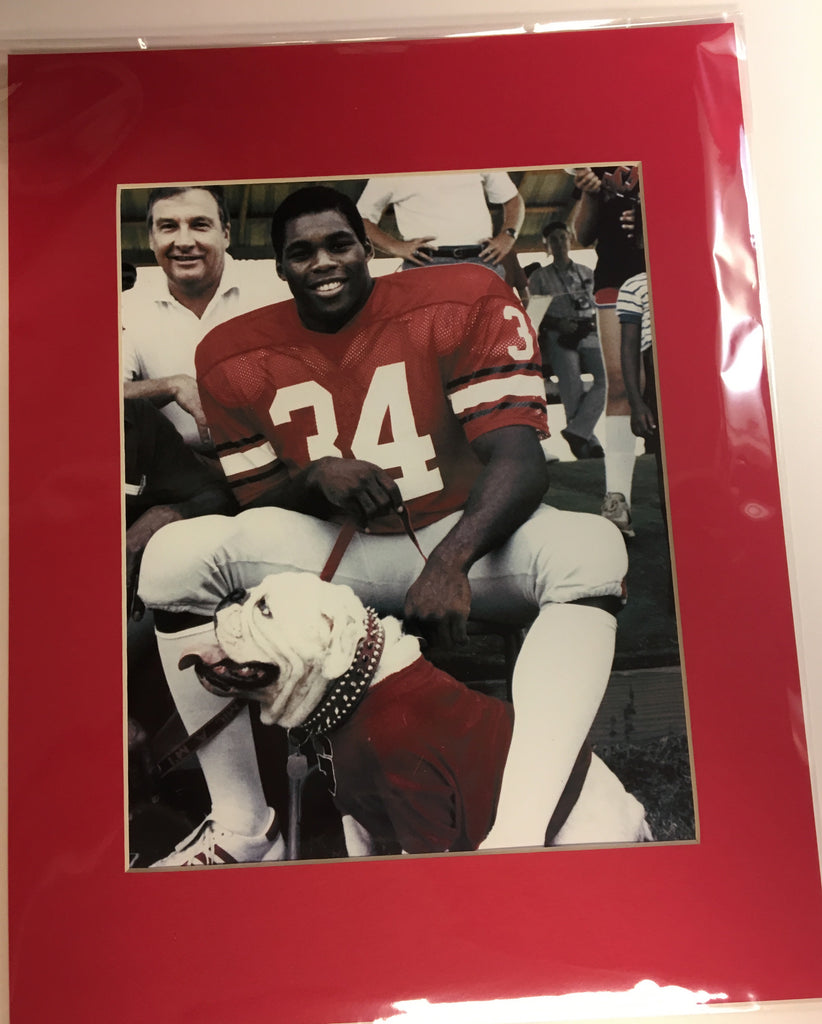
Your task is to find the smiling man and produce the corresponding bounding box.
[121,186,271,449]
[275,204,375,333]
[137,185,629,866]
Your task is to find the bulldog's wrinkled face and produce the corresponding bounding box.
[181,572,368,728]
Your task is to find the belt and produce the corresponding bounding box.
[420,244,484,259]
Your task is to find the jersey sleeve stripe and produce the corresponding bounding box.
[214,432,268,453]
[226,464,285,493]
[448,374,547,415]
[458,399,548,426]
[447,362,542,390]
[219,440,278,478]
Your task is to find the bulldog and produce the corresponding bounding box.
[181,571,652,856]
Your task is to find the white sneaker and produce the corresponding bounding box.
[150,807,285,867]
[601,492,635,538]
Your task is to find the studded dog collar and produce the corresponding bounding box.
[287,606,385,746]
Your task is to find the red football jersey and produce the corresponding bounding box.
[196,263,549,531]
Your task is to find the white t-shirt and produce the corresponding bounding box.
[616,272,652,352]
[121,254,274,446]
[356,172,518,246]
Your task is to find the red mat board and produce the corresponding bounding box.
[7,21,822,1022]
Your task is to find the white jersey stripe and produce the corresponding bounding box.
[448,374,547,415]
[219,440,278,478]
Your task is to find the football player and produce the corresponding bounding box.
[138,185,628,865]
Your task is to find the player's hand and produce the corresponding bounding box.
[126,505,184,619]
[170,374,211,445]
[573,167,602,194]
[396,237,437,265]
[306,457,404,528]
[629,400,657,439]
[404,558,471,650]
[480,232,515,266]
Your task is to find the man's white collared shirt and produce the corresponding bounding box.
[121,254,273,446]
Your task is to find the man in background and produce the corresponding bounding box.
[529,221,606,460]
[122,185,270,449]
[357,171,524,277]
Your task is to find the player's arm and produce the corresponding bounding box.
[404,424,548,648]
[246,456,404,529]
[205,397,405,524]
[197,346,404,523]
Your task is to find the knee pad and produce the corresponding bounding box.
[138,514,237,608]
[579,511,629,582]
[531,509,628,605]
[138,507,333,614]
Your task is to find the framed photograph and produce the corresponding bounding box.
[8,19,822,1023]
[121,166,693,869]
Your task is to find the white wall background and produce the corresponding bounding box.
[2,2,821,1022]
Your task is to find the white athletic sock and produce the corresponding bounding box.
[155,625,272,836]
[605,414,637,505]
[480,603,616,850]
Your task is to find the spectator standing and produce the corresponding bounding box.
[616,271,666,536]
[529,221,605,459]
[356,172,524,277]
[569,167,646,532]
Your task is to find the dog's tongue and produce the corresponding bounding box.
[178,652,280,693]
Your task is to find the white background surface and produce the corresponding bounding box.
[2,1,821,1022]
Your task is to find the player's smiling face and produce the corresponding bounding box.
[277,210,374,333]
[149,189,229,298]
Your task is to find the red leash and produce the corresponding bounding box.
[320,507,426,582]
[319,520,358,582]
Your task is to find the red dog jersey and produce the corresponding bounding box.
[196,264,548,530]
[328,655,514,854]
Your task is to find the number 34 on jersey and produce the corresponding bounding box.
[210,298,548,516]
